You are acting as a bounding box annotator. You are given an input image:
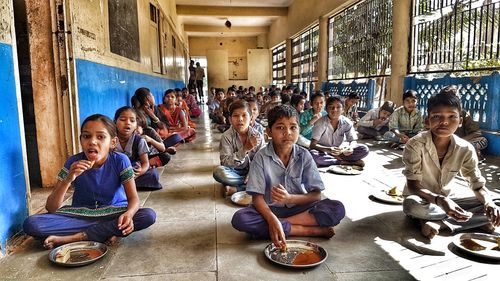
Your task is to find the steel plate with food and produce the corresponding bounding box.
[264,240,328,268]
[230,191,252,206]
[49,241,108,267]
[452,233,500,260]
[327,165,363,175]
[371,186,404,204]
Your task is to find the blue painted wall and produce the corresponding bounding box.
[76,59,185,121]
[0,43,29,254]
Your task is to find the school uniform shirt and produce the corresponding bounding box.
[311,115,357,147]
[388,106,423,134]
[299,108,327,139]
[57,151,134,207]
[115,134,149,160]
[209,100,221,113]
[358,108,389,130]
[402,131,485,197]
[219,126,265,170]
[252,121,265,136]
[246,142,325,208]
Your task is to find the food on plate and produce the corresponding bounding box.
[236,196,252,205]
[460,238,487,251]
[292,250,322,265]
[55,247,70,263]
[387,186,400,196]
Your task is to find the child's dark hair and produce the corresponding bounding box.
[403,90,418,101]
[347,92,360,100]
[290,94,305,107]
[228,99,250,116]
[81,114,117,138]
[244,96,257,104]
[134,87,150,106]
[267,105,299,128]
[280,93,291,104]
[114,106,137,122]
[427,92,462,115]
[326,95,344,108]
[439,85,459,96]
[164,88,176,99]
[136,111,148,128]
[310,92,325,103]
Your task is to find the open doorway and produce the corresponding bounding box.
[13,1,41,193]
[190,56,208,104]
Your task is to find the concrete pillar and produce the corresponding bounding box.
[389,0,411,105]
[26,0,65,187]
[285,38,292,85]
[317,16,329,90]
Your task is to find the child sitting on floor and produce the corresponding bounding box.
[343,92,361,125]
[291,94,311,148]
[213,100,265,197]
[384,90,424,147]
[159,89,196,142]
[245,97,265,136]
[231,105,345,249]
[357,101,395,139]
[402,90,500,239]
[114,106,162,190]
[309,96,369,167]
[299,92,326,141]
[23,114,156,248]
[136,112,172,168]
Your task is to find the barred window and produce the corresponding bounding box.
[272,43,286,89]
[328,0,392,80]
[291,25,319,93]
[411,0,500,74]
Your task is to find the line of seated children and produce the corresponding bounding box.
[357,101,396,140]
[176,89,197,129]
[132,87,183,149]
[438,86,489,160]
[260,90,281,118]
[309,96,369,167]
[216,88,238,132]
[231,105,345,247]
[299,92,327,142]
[401,88,500,239]
[114,106,162,190]
[384,89,424,148]
[182,88,201,118]
[23,114,156,249]
[136,111,172,168]
[213,99,265,197]
[343,92,361,126]
[159,89,196,142]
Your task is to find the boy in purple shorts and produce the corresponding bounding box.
[231,105,345,249]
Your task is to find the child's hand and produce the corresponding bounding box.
[133,163,142,178]
[485,202,500,226]
[268,216,287,251]
[373,118,384,126]
[117,212,134,236]
[67,160,93,181]
[438,197,472,222]
[271,184,291,204]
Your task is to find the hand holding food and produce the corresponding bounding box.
[439,197,472,222]
[485,202,500,226]
[329,147,342,156]
[271,184,291,204]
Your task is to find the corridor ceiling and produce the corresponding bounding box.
[176,0,294,37]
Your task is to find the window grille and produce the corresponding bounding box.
[291,24,319,93]
[272,43,286,89]
[411,0,500,73]
[328,0,392,80]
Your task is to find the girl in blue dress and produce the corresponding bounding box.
[23,114,156,249]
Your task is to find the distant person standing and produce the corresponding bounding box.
[195,62,205,104]
[188,60,196,93]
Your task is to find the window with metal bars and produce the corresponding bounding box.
[411,0,500,74]
[291,25,319,93]
[272,43,286,89]
[327,0,392,80]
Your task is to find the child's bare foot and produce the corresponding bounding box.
[105,236,121,246]
[290,225,336,238]
[43,232,87,249]
[421,221,440,240]
[224,185,237,198]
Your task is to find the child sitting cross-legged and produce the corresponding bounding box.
[23,114,156,248]
[384,90,424,147]
[357,101,395,140]
[309,96,369,167]
[402,90,500,239]
[231,105,345,248]
[213,99,265,197]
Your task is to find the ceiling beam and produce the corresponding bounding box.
[184,24,269,34]
[176,5,287,17]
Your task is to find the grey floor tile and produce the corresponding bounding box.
[103,271,216,281]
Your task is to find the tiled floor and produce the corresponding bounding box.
[2,106,500,280]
